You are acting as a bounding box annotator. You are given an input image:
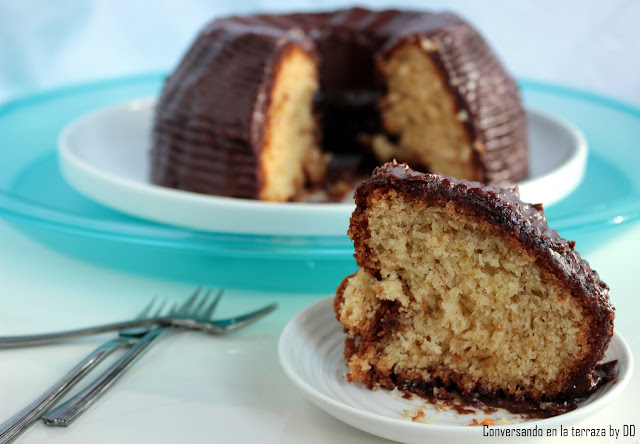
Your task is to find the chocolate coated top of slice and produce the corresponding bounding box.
[351,161,614,391]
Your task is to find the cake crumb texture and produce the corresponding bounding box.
[260,45,325,201]
[335,162,614,404]
[373,42,474,181]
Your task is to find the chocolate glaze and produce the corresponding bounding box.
[150,7,528,200]
[396,361,618,418]
[346,161,615,404]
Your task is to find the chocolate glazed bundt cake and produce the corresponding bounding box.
[334,162,615,415]
[150,8,528,202]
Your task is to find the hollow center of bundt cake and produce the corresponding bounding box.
[261,40,479,201]
[259,46,326,201]
[372,42,474,181]
[338,190,590,400]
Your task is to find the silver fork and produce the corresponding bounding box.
[0,297,168,444]
[0,289,276,442]
[41,288,222,427]
[0,300,275,348]
[43,288,277,427]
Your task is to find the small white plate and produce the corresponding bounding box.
[278,297,632,444]
[58,98,587,236]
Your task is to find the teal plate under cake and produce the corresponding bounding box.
[0,74,639,292]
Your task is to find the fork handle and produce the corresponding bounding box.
[42,327,170,427]
[0,319,164,348]
[0,337,128,443]
[0,303,277,349]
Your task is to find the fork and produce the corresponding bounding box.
[0,296,169,444]
[41,288,222,427]
[44,289,276,427]
[0,298,274,348]
[0,289,276,442]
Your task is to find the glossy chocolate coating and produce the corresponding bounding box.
[349,161,615,402]
[151,8,528,199]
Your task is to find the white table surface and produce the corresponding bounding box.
[0,213,639,443]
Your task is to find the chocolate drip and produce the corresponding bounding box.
[396,361,619,418]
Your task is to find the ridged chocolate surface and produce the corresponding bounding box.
[151,22,309,198]
[349,161,614,400]
[151,7,528,199]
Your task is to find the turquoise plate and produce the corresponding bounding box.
[1,75,639,292]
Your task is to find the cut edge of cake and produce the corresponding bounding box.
[256,40,327,201]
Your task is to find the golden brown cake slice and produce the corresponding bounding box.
[334,161,614,413]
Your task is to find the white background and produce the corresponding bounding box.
[0,0,639,107]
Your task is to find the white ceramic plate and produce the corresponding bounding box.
[58,98,587,236]
[278,297,633,444]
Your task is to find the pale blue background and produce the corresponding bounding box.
[1,0,639,106]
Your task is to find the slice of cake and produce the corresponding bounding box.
[334,161,614,411]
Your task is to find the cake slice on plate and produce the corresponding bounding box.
[334,161,614,411]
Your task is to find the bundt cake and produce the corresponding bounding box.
[334,162,615,413]
[150,8,528,202]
